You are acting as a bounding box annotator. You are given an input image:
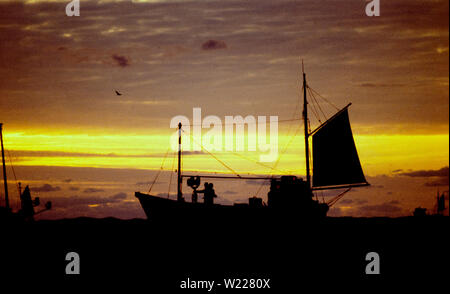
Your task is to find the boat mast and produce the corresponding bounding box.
[0,123,10,210]
[302,62,311,188]
[177,122,183,202]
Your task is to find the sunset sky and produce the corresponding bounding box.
[0,0,448,219]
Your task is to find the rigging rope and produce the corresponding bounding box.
[185,118,302,127]
[251,83,340,198]
[182,128,242,178]
[167,150,176,198]
[308,85,340,111]
[172,80,338,198]
[148,148,170,193]
[254,124,303,197]
[182,85,304,198]
[6,150,19,193]
[252,84,304,198]
[308,99,322,124]
[228,151,289,174]
[307,86,326,122]
[305,85,323,124]
[6,149,20,209]
[327,188,352,207]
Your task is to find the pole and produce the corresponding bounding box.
[0,123,10,210]
[177,122,183,202]
[302,63,311,188]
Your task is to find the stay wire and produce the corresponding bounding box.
[148,147,171,193]
[308,86,326,122]
[167,150,177,198]
[254,124,302,197]
[6,149,20,209]
[308,85,340,111]
[252,84,304,197]
[182,128,241,178]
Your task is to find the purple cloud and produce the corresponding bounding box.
[112,54,130,67]
[201,40,227,51]
[31,184,61,192]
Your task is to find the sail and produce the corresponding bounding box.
[311,106,367,189]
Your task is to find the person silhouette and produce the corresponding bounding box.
[197,182,217,205]
[192,189,198,203]
[211,183,217,203]
[204,183,217,205]
[196,182,208,204]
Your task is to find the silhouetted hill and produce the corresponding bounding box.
[1,216,448,291]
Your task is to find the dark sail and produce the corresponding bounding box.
[312,106,368,189]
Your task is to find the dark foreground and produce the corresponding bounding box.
[1,216,448,291]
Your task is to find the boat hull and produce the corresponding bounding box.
[135,192,328,222]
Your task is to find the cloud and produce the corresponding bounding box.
[245,180,270,186]
[222,190,237,195]
[111,192,127,200]
[136,180,166,186]
[399,167,449,187]
[0,0,448,133]
[337,198,368,205]
[136,181,152,186]
[358,200,403,216]
[201,40,227,50]
[425,178,450,187]
[360,83,406,88]
[11,150,158,158]
[83,188,106,193]
[399,167,449,178]
[30,184,61,192]
[49,192,130,208]
[42,197,144,220]
[69,186,80,191]
[51,196,110,206]
[112,54,130,67]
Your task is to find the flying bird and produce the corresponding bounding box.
[115,90,122,96]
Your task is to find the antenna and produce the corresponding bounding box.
[302,61,311,188]
[177,122,183,202]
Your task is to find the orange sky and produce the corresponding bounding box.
[0,0,448,218]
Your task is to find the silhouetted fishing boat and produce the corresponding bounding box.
[0,123,52,222]
[413,190,448,217]
[135,64,369,221]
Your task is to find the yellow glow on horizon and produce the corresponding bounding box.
[2,130,448,177]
